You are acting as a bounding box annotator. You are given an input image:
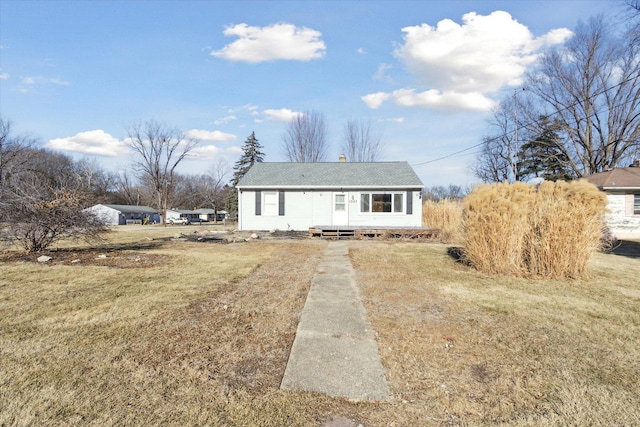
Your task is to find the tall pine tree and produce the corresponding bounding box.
[517,117,576,182]
[226,132,265,219]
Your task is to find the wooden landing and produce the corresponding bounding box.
[309,225,439,240]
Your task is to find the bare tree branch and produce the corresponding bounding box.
[282,110,328,162]
[125,120,198,224]
[341,118,383,162]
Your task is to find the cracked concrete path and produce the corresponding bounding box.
[280,241,390,401]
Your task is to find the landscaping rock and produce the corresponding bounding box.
[37,255,52,263]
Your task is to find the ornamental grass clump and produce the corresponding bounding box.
[462,180,606,279]
[525,180,607,278]
[462,182,534,275]
[422,199,463,243]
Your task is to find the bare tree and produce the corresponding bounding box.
[473,94,534,183]
[527,16,640,176]
[0,117,37,189]
[341,118,383,162]
[1,148,109,252]
[282,110,328,162]
[205,158,230,222]
[125,120,198,224]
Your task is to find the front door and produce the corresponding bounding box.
[332,192,348,226]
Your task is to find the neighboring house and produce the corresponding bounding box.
[583,163,640,236]
[194,208,227,222]
[236,161,424,231]
[166,209,202,222]
[86,204,159,225]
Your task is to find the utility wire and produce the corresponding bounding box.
[411,74,639,168]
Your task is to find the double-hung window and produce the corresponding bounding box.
[634,194,640,215]
[360,192,404,213]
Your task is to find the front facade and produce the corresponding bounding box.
[236,162,423,231]
[584,165,640,236]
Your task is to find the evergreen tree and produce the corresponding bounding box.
[517,117,576,182]
[226,132,265,219]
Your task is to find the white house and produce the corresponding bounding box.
[236,161,424,231]
[86,204,159,225]
[166,209,202,222]
[194,208,227,222]
[584,163,640,236]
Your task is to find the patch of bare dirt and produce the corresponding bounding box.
[0,248,171,268]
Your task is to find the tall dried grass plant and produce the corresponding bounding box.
[422,199,463,243]
[462,180,607,279]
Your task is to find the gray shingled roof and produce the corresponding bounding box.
[236,162,423,189]
[103,204,158,214]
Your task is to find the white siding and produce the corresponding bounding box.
[239,189,422,231]
[86,205,121,225]
[604,192,640,235]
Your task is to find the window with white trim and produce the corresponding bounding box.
[634,194,640,215]
[263,191,278,216]
[360,192,404,213]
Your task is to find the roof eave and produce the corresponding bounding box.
[601,186,640,191]
[236,185,423,190]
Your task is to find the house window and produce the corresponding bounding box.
[335,194,346,211]
[263,192,278,216]
[635,194,640,215]
[360,192,404,213]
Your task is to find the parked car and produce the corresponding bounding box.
[168,217,189,225]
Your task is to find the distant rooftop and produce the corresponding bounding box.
[583,166,640,189]
[102,204,158,214]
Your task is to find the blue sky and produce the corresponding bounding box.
[0,0,623,187]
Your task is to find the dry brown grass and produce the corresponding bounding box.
[462,181,607,279]
[350,240,640,425]
[1,228,639,426]
[0,231,330,426]
[422,199,463,243]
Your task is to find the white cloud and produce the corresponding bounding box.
[379,117,405,123]
[226,104,258,113]
[0,69,8,80]
[392,88,495,112]
[17,75,70,92]
[225,146,244,155]
[364,11,572,112]
[47,130,129,157]
[361,92,391,109]
[188,144,221,159]
[373,63,394,83]
[210,22,326,63]
[185,129,236,142]
[357,47,366,54]
[263,108,302,122]
[214,115,237,125]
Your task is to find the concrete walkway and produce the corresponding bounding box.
[280,241,390,401]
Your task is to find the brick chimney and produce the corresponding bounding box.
[339,154,346,162]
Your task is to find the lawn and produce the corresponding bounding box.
[1,228,638,426]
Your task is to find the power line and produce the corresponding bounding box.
[411,74,639,168]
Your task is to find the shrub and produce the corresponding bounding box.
[422,199,463,243]
[462,180,607,279]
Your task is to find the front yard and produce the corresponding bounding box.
[1,228,638,425]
